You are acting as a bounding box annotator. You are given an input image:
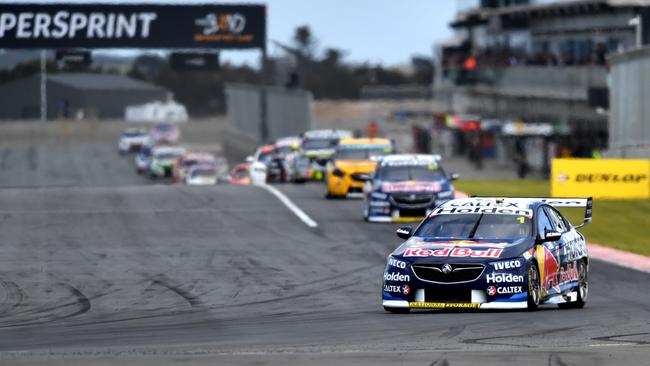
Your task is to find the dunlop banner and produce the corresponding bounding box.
[552,159,650,199]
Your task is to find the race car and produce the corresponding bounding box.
[185,164,219,186]
[382,196,592,313]
[325,137,393,198]
[173,152,217,183]
[274,137,307,183]
[247,145,274,185]
[117,128,149,154]
[148,146,186,178]
[363,154,458,222]
[230,163,251,185]
[149,123,180,144]
[300,129,353,181]
[135,144,153,174]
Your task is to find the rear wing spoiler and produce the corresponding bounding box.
[469,196,593,228]
[535,197,593,228]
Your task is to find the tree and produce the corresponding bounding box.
[293,25,316,58]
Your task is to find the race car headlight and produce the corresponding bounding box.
[370,192,388,200]
[332,168,345,177]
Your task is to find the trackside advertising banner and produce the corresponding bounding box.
[0,4,265,49]
[552,158,650,199]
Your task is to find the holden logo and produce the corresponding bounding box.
[441,264,453,274]
[487,286,496,296]
[402,284,410,295]
[408,194,416,201]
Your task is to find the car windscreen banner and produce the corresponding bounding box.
[0,4,265,49]
[551,158,650,199]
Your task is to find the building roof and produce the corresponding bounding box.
[48,73,165,92]
[451,0,648,28]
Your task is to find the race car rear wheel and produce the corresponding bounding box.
[558,260,588,309]
[384,306,410,314]
[527,261,540,310]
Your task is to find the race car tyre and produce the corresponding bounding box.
[384,306,410,314]
[527,260,541,310]
[558,260,588,309]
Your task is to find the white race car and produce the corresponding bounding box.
[118,128,149,154]
[186,164,219,186]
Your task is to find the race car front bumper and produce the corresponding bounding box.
[382,256,531,310]
[382,299,528,310]
[366,191,453,222]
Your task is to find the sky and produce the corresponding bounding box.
[3,0,459,66]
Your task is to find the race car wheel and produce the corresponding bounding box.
[384,306,410,314]
[527,260,541,310]
[559,260,588,309]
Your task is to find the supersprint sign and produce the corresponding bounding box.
[0,4,266,49]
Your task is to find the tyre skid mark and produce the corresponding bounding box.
[0,282,90,328]
[460,326,577,349]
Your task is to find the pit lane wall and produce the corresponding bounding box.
[608,47,650,158]
[551,158,650,199]
[224,83,313,162]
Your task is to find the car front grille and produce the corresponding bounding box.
[389,193,435,208]
[411,263,485,283]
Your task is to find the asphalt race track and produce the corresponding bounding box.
[0,142,649,365]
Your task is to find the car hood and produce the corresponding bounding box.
[392,237,533,263]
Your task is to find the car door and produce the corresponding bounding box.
[536,206,562,297]
[546,206,584,290]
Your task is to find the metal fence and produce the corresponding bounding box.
[224,83,313,161]
[609,47,650,158]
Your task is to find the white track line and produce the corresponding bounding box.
[259,184,318,228]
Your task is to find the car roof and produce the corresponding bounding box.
[275,137,301,146]
[303,129,352,139]
[153,146,185,154]
[182,152,215,161]
[339,137,391,145]
[191,163,217,171]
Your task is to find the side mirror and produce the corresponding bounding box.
[540,230,562,243]
[245,156,254,163]
[396,226,413,240]
[449,173,460,181]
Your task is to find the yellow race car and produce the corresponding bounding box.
[326,138,393,198]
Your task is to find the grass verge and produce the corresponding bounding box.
[455,180,650,256]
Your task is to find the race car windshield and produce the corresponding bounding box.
[275,146,294,155]
[192,169,216,177]
[302,139,336,150]
[155,125,173,132]
[376,165,446,181]
[414,214,532,239]
[123,131,144,137]
[182,159,198,167]
[155,153,176,160]
[335,147,390,160]
[258,151,274,163]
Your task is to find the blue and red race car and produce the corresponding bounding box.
[382,196,592,312]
